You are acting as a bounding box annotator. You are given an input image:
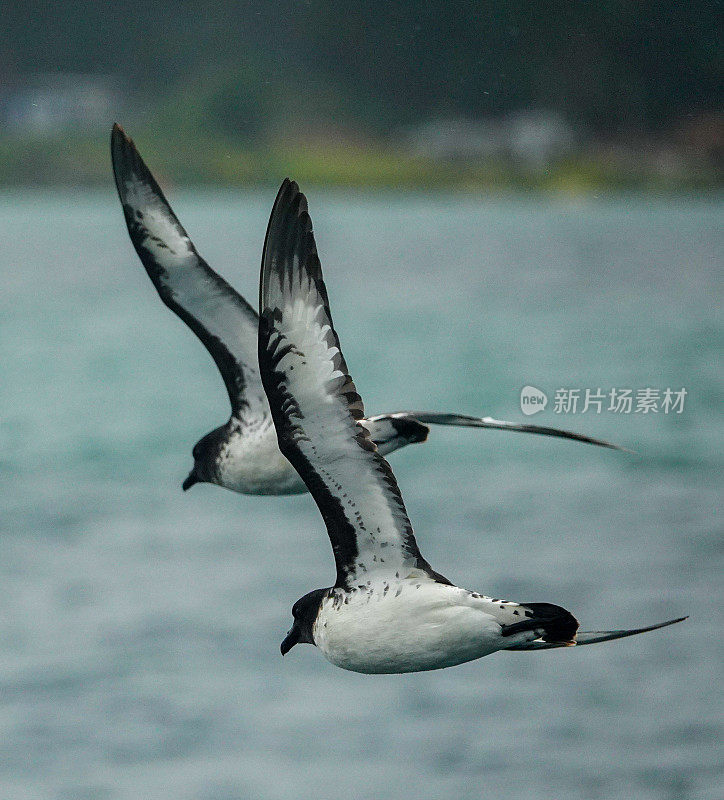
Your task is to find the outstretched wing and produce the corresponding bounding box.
[364,411,630,453]
[258,179,449,590]
[110,124,267,423]
[504,616,687,650]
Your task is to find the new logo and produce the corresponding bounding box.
[520,385,547,416]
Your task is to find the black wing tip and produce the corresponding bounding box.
[110,122,140,198]
[574,615,689,646]
[110,122,136,167]
[110,125,182,237]
[110,122,161,205]
[271,178,308,225]
[614,615,689,636]
[260,177,317,311]
[505,424,632,453]
[111,121,126,141]
[268,178,301,223]
[663,615,689,626]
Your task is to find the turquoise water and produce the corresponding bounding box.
[0,191,721,800]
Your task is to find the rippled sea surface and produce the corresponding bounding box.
[0,190,721,800]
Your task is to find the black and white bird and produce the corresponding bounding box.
[259,179,685,674]
[111,124,624,497]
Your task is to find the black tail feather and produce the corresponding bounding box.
[389,415,429,444]
[502,602,579,644]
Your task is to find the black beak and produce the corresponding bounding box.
[182,469,199,491]
[280,624,300,656]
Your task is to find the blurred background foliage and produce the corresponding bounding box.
[0,0,720,189]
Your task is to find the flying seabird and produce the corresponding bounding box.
[259,179,685,674]
[111,124,625,497]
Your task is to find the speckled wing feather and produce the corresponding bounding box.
[258,179,449,590]
[110,124,267,424]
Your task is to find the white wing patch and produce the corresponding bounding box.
[121,174,196,271]
[271,298,418,579]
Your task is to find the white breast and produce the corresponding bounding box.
[216,424,307,495]
[313,580,509,674]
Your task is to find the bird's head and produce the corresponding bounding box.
[281,588,327,655]
[182,426,226,491]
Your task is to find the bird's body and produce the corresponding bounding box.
[313,580,537,674]
[212,419,307,495]
[111,124,626,498]
[189,412,431,495]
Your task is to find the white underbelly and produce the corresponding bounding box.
[313,583,505,674]
[217,428,308,495]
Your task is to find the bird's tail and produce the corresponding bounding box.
[363,414,429,456]
[504,616,687,650]
[500,602,580,646]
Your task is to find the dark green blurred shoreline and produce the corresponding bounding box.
[3,133,719,193]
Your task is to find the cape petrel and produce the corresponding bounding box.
[111,124,625,497]
[258,179,685,674]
